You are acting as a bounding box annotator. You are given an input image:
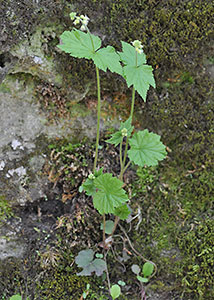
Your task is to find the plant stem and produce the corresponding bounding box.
[130,86,136,121]
[102,213,106,245]
[93,66,101,172]
[104,250,111,294]
[113,86,136,236]
[85,25,101,172]
[119,139,123,171]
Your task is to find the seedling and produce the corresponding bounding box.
[131,262,154,283]
[57,11,167,298]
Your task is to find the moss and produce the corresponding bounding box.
[0,195,14,223]
[130,152,214,298]
[36,271,91,299]
[75,0,213,70]
[176,218,214,299]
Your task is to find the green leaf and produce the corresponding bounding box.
[119,41,155,101]
[119,41,147,67]
[92,46,123,75]
[94,167,104,177]
[106,131,122,146]
[57,29,101,59]
[123,64,155,101]
[93,173,128,215]
[113,204,131,220]
[137,275,149,283]
[82,178,96,196]
[110,284,121,299]
[75,249,106,276]
[75,249,94,268]
[106,117,134,146]
[131,264,141,275]
[9,296,22,300]
[128,130,167,166]
[100,220,114,234]
[143,262,154,277]
[118,280,126,286]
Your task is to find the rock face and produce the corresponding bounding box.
[0,0,93,261]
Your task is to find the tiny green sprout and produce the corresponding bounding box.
[131,262,154,284]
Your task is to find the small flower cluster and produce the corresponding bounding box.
[88,173,95,180]
[121,128,128,137]
[132,40,143,54]
[69,12,90,31]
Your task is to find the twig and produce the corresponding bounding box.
[118,224,158,278]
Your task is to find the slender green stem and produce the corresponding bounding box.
[121,161,131,178]
[110,216,120,236]
[119,139,123,171]
[130,86,136,121]
[93,66,101,172]
[104,250,111,294]
[102,214,106,245]
[84,25,101,172]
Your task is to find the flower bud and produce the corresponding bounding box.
[80,25,86,31]
[69,12,77,21]
[81,15,90,26]
[121,128,128,137]
[88,173,95,180]
[73,17,80,25]
[132,40,143,55]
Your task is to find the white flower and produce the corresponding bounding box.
[81,15,90,26]
[73,17,80,25]
[132,40,143,54]
[132,40,143,49]
[80,25,86,31]
[136,48,143,54]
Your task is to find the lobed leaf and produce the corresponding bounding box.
[128,129,167,166]
[123,64,155,101]
[119,41,155,101]
[81,178,96,196]
[92,46,123,75]
[106,117,134,146]
[57,29,101,59]
[119,41,147,67]
[113,204,131,220]
[93,173,128,215]
[75,249,106,276]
